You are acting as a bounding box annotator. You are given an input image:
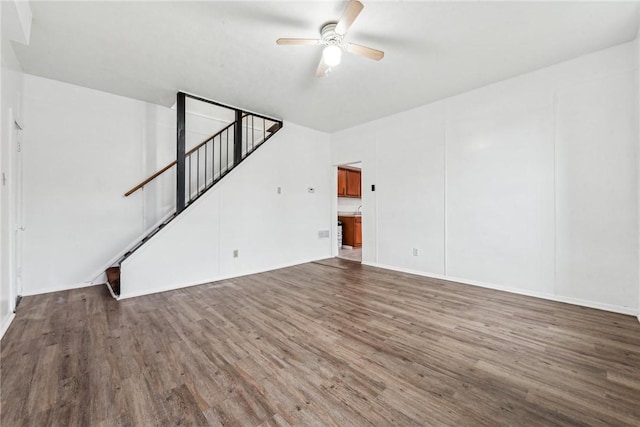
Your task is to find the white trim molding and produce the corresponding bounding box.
[363,262,639,317]
[22,281,97,297]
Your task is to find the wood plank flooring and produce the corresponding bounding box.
[2,258,639,426]
[338,247,362,262]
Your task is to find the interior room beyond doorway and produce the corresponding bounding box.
[337,162,362,263]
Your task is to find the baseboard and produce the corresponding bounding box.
[119,256,329,300]
[22,281,97,297]
[1,312,16,340]
[362,262,638,317]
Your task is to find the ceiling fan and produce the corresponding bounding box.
[276,0,384,77]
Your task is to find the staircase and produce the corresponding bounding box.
[105,93,282,297]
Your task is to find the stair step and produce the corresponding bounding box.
[267,122,282,133]
[106,266,121,296]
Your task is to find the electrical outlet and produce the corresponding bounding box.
[277,187,282,194]
[413,248,418,256]
[233,249,239,258]
[318,230,330,238]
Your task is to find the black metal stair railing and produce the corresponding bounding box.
[185,121,235,206]
[107,93,283,296]
[182,111,281,208]
[175,92,282,212]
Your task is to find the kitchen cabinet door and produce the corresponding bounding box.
[346,169,361,197]
[338,168,347,196]
[354,217,362,247]
[338,216,362,248]
[339,216,354,246]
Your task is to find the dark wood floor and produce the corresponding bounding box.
[2,258,639,426]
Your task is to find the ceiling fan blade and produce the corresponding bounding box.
[346,43,384,61]
[276,38,320,46]
[315,57,330,78]
[335,0,364,36]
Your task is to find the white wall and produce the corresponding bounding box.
[377,103,446,275]
[337,197,361,213]
[331,41,639,315]
[121,122,332,298]
[21,75,150,295]
[19,71,332,299]
[1,1,28,338]
[19,74,261,296]
[555,67,637,308]
[139,101,175,228]
[637,33,640,323]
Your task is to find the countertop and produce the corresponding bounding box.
[338,212,362,217]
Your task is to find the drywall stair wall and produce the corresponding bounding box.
[119,122,333,299]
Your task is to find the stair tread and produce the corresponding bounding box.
[105,266,121,296]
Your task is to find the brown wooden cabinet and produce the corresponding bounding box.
[354,217,362,246]
[337,168,347,196]
[337,166,361,198]
[338,215,362,248]
[346,169,361,197]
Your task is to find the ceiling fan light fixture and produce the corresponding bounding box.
[276,1,383,77]
[323,45,342,67]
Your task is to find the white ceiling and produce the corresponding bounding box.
[13,1,640,132]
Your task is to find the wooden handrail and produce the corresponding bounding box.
[124,121,236,197]
[124,162,176,197]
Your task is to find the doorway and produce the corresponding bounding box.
[2,110,24,315]
[337,162,362,263]
[13,118,24,308]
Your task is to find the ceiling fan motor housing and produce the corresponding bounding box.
[321,23,343,48]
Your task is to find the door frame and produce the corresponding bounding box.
[13,117,24,307]
[4,110,25,312]
[332,160,363,261]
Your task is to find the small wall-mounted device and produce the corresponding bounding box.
[308,187,315,193]
[371,184,375,191]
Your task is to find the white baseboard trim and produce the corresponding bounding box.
[22,281,97,297]
[362,262,638,317]
[119,256,329,300]
[1,312,16,340]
